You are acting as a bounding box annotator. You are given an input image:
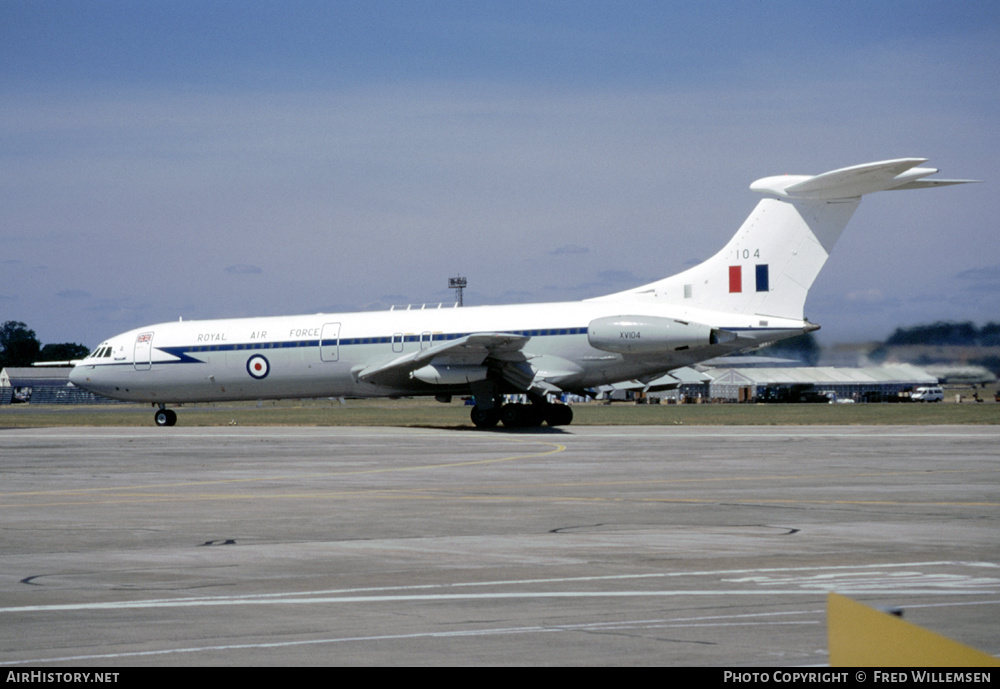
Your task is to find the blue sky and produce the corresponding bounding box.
[3,1,998,347]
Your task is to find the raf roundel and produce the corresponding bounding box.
[246,354,270,379]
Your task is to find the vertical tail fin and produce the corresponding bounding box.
[594,158,975,321]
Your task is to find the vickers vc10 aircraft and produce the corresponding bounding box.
[70,158,972,428]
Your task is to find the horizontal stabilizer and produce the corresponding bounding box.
[750,158,977,200]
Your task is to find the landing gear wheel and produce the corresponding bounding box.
[154,409,177,427]
[544,403,573,426]
[470,405,500,429]
[500,403,544,428]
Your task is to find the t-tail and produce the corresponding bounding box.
[593,158,975,322]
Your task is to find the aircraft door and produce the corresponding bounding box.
[134,331,153,371]
[320,322,340,362]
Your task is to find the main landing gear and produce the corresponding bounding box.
[154,406,177,427]
[470,401,573,429]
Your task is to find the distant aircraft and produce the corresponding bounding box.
[70,158,973,427]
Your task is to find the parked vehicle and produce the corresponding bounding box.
[911,386,944,402]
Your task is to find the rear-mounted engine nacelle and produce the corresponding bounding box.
[587,315,734,354]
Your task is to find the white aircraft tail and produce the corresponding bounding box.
[594,158,974,321]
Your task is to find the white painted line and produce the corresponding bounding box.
[3,563,998,614]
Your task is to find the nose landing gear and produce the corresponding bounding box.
[154,406,177,427]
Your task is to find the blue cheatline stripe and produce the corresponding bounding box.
[86,325,795,370]
[151,327,591,364]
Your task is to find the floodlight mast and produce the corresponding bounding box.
[448,276,467,307]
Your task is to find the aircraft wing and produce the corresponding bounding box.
[601,366,711,393]
[356,332,530,388]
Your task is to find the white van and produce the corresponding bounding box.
[912,386,944,402]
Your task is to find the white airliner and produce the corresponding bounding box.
[70,158,973,427]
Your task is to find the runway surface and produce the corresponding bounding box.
[1,425,997,666]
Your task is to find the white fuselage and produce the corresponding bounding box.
[68,298,801,404]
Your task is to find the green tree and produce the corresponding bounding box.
[886,321,979,346]
[38,343,90,362]
[0,321,42,369]
[978,323,1000,347]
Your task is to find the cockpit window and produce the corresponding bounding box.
[89,346,113,359]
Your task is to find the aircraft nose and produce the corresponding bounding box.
[68,362,98,392]
[68,365,85,387]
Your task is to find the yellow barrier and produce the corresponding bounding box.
[828,592,1000,666]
